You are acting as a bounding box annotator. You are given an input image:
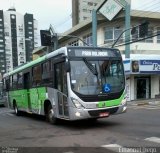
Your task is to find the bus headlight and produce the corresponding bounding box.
[121,97,127,105]
[71,98,84,109]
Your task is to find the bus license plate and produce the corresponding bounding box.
[99,112,109,117]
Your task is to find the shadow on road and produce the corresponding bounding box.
[13,111,123,130]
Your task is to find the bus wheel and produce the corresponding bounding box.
[13,103,20,116]
[47,105,58,124]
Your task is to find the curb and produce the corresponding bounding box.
[137,102,149,106]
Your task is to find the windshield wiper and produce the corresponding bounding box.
[83,58,98,75]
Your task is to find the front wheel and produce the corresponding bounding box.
[47,105,58,124]
[14,103,21,116]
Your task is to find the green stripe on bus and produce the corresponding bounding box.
[98,94,124,108]
[9,87,47,109]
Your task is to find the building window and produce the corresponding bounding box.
[132,26,139,41]
[88,2,93,6]
[83,16,88,20]
[5,32,9,36]
[83,9,87,12]
[145,27,153,43]
[157,27,160,43]
[104,27,124,45]
[83,33,92,46]
[68,39,79,46]
[114,28,123,43]
[131,25,153,43]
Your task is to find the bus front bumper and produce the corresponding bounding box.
[69,104,127,120]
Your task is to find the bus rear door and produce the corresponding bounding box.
[23,72,31,112]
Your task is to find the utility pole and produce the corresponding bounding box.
[125,1,131,58]
[92,9,97,47]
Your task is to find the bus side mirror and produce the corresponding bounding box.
[65,62,70,72]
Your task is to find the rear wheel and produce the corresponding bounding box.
[47,105,58,124]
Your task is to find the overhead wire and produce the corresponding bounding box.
[60,0,160,47]
[4,1,160,47]
[105,0,160,47]
[104,3,160,45]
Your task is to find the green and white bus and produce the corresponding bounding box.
[3,46,127,124]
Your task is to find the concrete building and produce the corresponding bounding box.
[72,0,103,26]
[58,10,160,101]
[0,7,38,76]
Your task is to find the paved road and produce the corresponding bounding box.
[0,105,160,153]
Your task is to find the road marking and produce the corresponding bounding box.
[101,144,122,152]
[145,137,160,144]
[101,144,122,148]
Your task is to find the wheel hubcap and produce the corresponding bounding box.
[15,106,18,114]
[49,109,54,121]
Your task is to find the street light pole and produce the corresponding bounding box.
[125,2,131,58]
[92,9,97,47]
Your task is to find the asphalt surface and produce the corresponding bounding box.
[0,103,160,153]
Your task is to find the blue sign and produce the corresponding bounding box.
[103,84,111,93]
[123,59,160,74]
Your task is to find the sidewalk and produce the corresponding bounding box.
[127,98,160,106]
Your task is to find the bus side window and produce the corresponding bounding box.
[9,76,12,90]
[6,78,10,91]
[13,74,18,90]
[17,72,23,89]
[32,65,42,87]
[42,60,52,87]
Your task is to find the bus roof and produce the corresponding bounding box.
[5,47,67,76]
[4,46,120,77]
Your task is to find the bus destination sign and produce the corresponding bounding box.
[80,50,108,56]
[68,49,109,57]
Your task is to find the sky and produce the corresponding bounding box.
[0,0,72,33]
[0,0,160,34]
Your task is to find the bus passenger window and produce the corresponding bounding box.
[42,61,52,86]
[13,74,18,89]
[32,65,42,87]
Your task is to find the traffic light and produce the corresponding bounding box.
[40,30,51,46]
[139,21,149,38]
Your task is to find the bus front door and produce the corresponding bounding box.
[55,62,69,118]
[24,72,31,111]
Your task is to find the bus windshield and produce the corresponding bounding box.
[70,59,125,95]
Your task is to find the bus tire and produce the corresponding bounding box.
[47,105,58,124]
[13,102,21,116]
